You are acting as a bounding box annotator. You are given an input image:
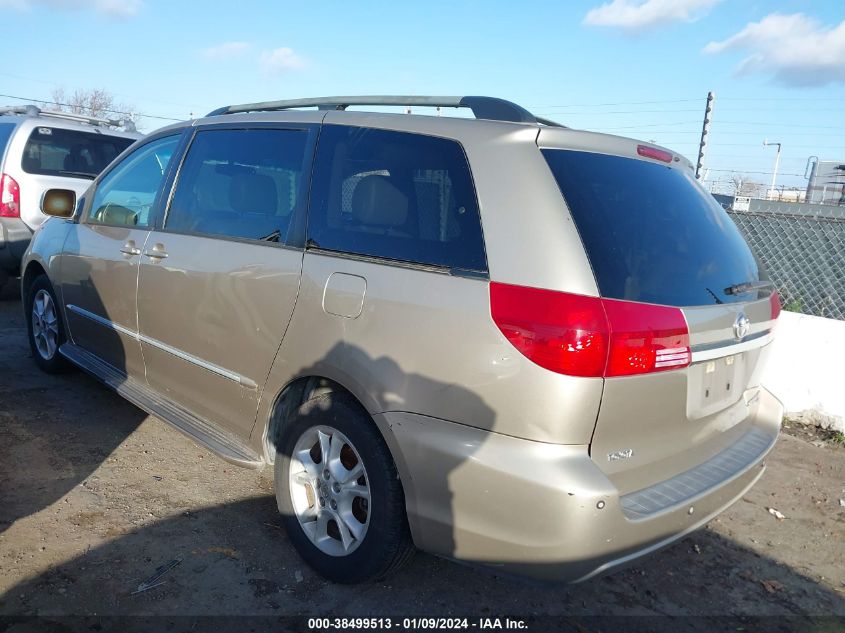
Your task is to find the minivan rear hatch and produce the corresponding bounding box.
[539,131,779,494]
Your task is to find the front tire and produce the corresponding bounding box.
[25,274,70,374]
[275,392,414,583]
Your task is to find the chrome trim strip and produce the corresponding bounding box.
[692,329,769,353]
[140,333,258,389]
[67,304,136,338]
[66,304,257,389]
[690,331,774,363]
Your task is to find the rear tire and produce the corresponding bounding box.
[25,274,70,374]
[275,392,415,583]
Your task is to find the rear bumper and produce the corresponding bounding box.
[0,217,33,276]
[379,386,782,583]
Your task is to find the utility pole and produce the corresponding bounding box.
[695,91,714,180]
[763,139,782,199]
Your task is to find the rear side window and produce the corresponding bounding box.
[0,123,16,163]
[22,127,135,179]
[165,128,309,245]
[542,149,762,307]
[308,125,486,273]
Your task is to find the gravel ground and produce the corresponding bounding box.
[1,282,843,623]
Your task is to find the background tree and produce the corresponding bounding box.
[730,174,763,198]
[47,87,138,129]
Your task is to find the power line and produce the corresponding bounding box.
[706,171,808,177]
[535,109,704,116]
[595,121,701,130]
[668,141,845,149]
[538,106,845,116]
[0,92,183,122]
[579,120,845,132]
[531,96,845,110]
[0,71,205,111]
[592,130,844,137]
[715,121,845,130]
[530,98,701,109]
[718,97,845,102]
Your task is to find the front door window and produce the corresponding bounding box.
[87,136,179,228]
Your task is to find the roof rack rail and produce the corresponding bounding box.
[0,105,136,132]
[206,95,565,127]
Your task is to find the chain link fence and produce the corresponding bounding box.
[713,195,845,320]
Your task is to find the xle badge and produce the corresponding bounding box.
[607,449,634,462]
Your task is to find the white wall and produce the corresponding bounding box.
[761,310,845,433]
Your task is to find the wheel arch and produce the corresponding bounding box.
[263,375,375,464]
[21,259,47,300]
[261,374,423,552]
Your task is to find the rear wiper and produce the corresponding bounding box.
[705,288,724,304]
[258,229,280,243]
[724,280,774,296]
[58,170,96,179]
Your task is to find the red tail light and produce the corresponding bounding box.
[769,291,781,321]
[602,297,690,376]
[490,282,691,378]
[490,283,608,377]
[637,145,673,163]
[0,173,20,218]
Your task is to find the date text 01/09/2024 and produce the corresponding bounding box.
[306,617,529,630]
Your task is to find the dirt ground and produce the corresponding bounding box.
[1,281,844,623]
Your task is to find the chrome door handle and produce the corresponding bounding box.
[143,245,168,260]
[120,242,141,256]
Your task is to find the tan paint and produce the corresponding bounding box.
[22,107,786,583]
[59,223,149,377]
[136,233,303,438]
[253,251,604,447]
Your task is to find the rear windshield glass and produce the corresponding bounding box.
[22,127,135,179]
[542,149,764,307]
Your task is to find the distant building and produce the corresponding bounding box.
[806,160,845,205]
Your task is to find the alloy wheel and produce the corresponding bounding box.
[288,425,371,556]
[31,289,59,360]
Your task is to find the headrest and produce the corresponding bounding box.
[350,176,408,227]
[22,156,40,172]
[229,172,278,216]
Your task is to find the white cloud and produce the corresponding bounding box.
[259,47,306,74]
[584,0,721,32]
[92,0,141,18]
[0,0,142,17]
[704,13,845,87]
[200,41,252,61]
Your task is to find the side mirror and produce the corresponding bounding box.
[41,189,77,218]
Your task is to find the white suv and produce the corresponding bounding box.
[0,105,141,286]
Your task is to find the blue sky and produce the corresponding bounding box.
[1,0,843,192]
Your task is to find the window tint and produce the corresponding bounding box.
[309,125,486,272]
[0,123,16,161]
[542,149,763,307]
[22,127,135,179]
[165,129,308,244]
[88,135,179,228]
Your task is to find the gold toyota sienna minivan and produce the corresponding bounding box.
[22,96,783,584]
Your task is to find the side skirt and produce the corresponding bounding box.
[60,342,265,469]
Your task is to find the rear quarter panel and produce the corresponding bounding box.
[257,253,604,448]
[253,114,607,453]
